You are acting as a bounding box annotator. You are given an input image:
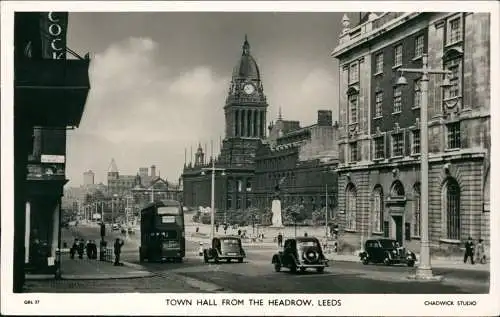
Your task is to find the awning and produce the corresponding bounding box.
[15,58,91,127]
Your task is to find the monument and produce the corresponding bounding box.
[271,181,284,228]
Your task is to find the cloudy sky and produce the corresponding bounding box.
[65,11,361,186]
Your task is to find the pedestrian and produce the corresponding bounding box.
[70,238,78,259]
[475,239,486,264]
[90,240,98,259]
[114,238,124,266]
[464,236,475,264]
[277,232,283,247]
[86,240,92,259]
[304,232,308,237]
[216,223,219,233]
[77,239,85,259]
[238,229,242,237]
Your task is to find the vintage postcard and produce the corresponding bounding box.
[1,1,499,316]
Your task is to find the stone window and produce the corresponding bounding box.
[237,179,243,192]
[375,91,383,117]
[414,35,424,58]
[349,61,359,84]
[236,197,242,210]
[393,87,402,113]
[372,186,384,233]
[411,130,420,154]
[413,79,421,108]
[447,16,462,45]
[446,122,461,149]
[346,184,357,230]
[348,93,359,124]
[246,197,252,208]
[226,196,232,209]
[349,141,358,162]
[393,44,403,67]
[390,180,405,198]
[444,178,461,240]
[391,132,404,157]
[246,179,252,192]
[373,136,385,160]
[443,57,462,99]
[375,53,383,74]
[413,183,421,237]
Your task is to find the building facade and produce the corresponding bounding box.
[332,12,490,252]
[253,110,339,219]
[183,36,340,222]
[182,36,268,212]
[14,11,90,288]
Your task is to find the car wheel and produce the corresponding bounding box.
[362,258,369,265]
[407,260,415,267]
[316,267,325,273]
[238,258,243,263]
[383,257,391,266]
[274,263,281,272]
[214,258,219,264]
[203,255,209,263]
[139,253,144,263]
[289,265,297,273]
[226,259,231,263]
[300,267,306,273]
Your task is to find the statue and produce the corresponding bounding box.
[270,178,285,228]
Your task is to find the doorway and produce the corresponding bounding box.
[392,216,403,245]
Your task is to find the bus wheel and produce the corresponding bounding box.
[203,255,209,263]
[176,257,183,263]
[238,258,243,263]
[139,253,144,263]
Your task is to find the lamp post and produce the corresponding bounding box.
[201,159,226,240]
[396,53,454,280]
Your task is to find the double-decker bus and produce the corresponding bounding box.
[139,200,185,263]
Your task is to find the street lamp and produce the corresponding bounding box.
[396,53,453,280]
[201,159,226,240]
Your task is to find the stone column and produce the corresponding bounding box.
[238,110,243,136]
[25,201,31,264]
[256,109,261,138]
[51,201,60,261]
[260,111,266,137]
[243,110,247,137]
[250,110,255,137]
[233,110,237,137]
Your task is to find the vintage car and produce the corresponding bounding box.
[203,236,246,263]
[272,237,328,273]
[359,239,417,267]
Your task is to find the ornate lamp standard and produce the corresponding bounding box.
[395,53,456,280]
[201,159,226,240]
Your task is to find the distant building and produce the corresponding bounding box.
[331,12,490,251]
[83,170,94,186]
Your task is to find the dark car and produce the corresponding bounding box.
[272,237,328,273]
[203,236,246,263]
[359,239,417,267]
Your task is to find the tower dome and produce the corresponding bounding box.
[232,35,260,80]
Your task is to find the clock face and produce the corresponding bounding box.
[243,84,255,95]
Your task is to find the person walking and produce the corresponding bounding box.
[114,238,124,266]
[475,239,486,264]
[86,240,92,259]
[70,238,78,259]
[277,232,283,248]
[464,236,475,264]
[77,239,85,259]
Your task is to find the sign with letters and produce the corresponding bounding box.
[41,154,65,163]
[162,216,175,223]
[39,12,68,60]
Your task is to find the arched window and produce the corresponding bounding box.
[346,184,357,230]
[390,180,405,198]
[372,186,384,232]
[444,179,461,240]
[347,87,359,124]
[413,183,421,237]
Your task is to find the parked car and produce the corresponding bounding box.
[272,237,328,273]
[112,223,120,231]
[203,236,246,263]
[359,239,417,267]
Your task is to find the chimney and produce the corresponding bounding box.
[317,110,333,126]
[150,165,156,177]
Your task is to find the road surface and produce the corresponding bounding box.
[63,224,489,294]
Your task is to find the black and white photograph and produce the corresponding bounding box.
[1,1,499,316]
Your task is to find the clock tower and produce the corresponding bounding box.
[219,35,269,167]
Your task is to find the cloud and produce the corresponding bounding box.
[67,37,229,185]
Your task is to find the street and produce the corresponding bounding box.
[61,224,489,294]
